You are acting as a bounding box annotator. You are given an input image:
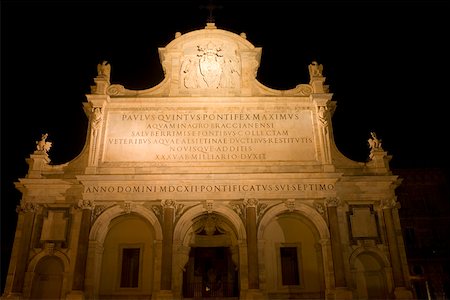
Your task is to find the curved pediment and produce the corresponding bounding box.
[158,23,261,96]
[101,23,320,98]
[104,23,264,97]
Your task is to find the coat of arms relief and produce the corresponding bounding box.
[180,41,241,89]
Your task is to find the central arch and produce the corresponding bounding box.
[173,204,244,298]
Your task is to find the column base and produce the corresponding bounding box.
[65,291,85,300]
[152,290,175,300]
[394,287,414,299]
[240,289,267,300]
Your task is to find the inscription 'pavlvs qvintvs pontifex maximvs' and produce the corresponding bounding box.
[103,110,316,162]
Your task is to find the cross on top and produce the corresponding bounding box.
[200,0,222,23]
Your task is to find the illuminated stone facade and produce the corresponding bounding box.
[3,23,414,299]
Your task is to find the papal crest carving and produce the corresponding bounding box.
[180,41,241,89]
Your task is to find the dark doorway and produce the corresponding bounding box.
[183,247,238,298]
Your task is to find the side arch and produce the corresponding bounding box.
[258,202,330,240]
[89,203,163,243]
[28,255,66,299]
[349,247,392,299]
[85,204,162,298]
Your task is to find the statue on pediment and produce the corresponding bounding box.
[309,61,323,78]
[368,131,383,151]
[36,133,52,153]
[97,61,111,81]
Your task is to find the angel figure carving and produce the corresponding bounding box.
[36,133,52,153]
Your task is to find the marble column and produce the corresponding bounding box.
[244,198,259,289]
[326,197,346,287]
[160,199,175,290]
[10,202,38,294]
[72,200,94,290]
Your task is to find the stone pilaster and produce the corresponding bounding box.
[381,199,404,287]
[325,198,347,287]
[72,200,94,291]
[5,202,38,297]
[244,198,259,289]
[160,199,175,291]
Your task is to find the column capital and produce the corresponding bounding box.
[78,199,95,210]
[325,197,340,207]
[16,201,40,214]
[161,199,176,209]
[380,198,400,210]
[243,198,258,208]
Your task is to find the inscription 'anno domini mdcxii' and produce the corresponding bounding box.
[103,110,316,162]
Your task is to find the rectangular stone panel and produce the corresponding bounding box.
[102,107,316,163]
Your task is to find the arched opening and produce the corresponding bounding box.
[354,252,388,299]
[261,212,325,299]
[181,213,239,298]
[98,213,156,299]
[30,256,64,299]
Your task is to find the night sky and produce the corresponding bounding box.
[1,0,449,293]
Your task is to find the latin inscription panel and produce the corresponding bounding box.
[102,108,316,162]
